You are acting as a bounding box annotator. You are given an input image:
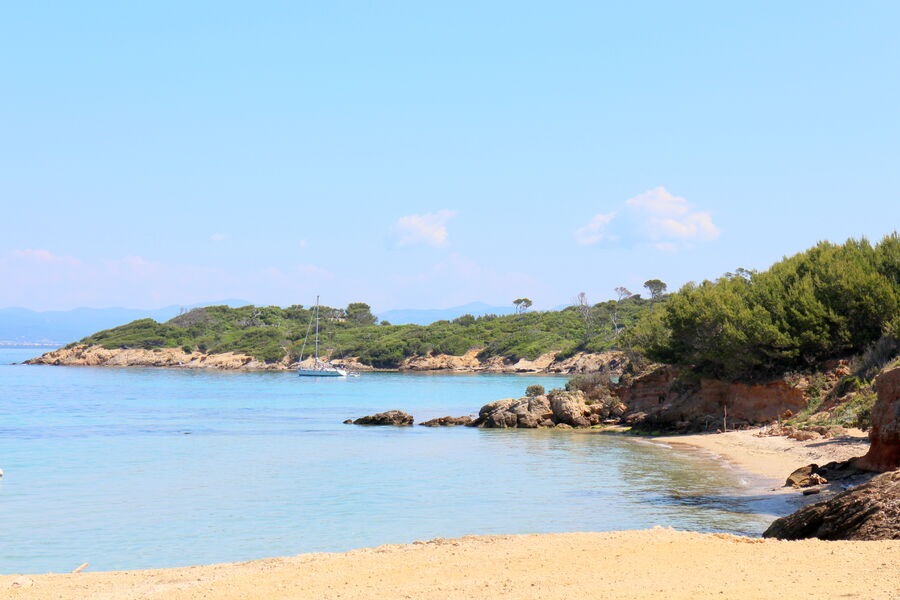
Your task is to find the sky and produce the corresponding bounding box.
[1,1,898,312]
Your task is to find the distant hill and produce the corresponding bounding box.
[0,300,251,344]
[377,302,516,325]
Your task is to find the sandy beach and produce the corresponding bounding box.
[652,427,871,484]
[5,529,900,600]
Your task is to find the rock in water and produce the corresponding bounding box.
[468,390,599,428]
[855,365,900,472]
[763,470,900,540]
[418,416,473,427]
[346,411,414,426]
[468,395,553,428]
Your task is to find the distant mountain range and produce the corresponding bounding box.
[0,300,533,345]
[0,300,251,345]
[376,302,515,326]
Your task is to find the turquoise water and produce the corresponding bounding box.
[0,347,780,574]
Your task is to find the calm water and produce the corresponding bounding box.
[0,347,781,574]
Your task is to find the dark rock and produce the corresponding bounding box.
[764,470,900,540]
[346,410,414,426]
[419,416,473,427]
[786,464,828,488]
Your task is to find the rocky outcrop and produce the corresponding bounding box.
[469,390,622,428]
[618,366,810,432]
[27,344,621,374]
[25,344,287,370]
[763,470,900,540]
[418,416,473,427]
[470,395,553,428]
[399,350,624,374]
[344,411,414,426]
[854,365,900,472]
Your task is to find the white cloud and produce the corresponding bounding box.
[575,187,720,250]
[393,210,456,248]
[297,239,310,249]
[574,212,617,245]
[210,232,227,242]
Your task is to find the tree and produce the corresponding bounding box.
[346,302,377,325]
[575,292,594,340]
[611,287,634,336]
[512,298,533,314]
[643,279,668,299]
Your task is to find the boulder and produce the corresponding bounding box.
[548,390,592,427]
[469,396,552,428]
[785,465,828,488]
[855,365,900,472]
[763,470,900,540]
[346,410,414,426]
[419,416,473,427]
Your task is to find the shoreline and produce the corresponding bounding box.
[22,344,620,374]
[5,529,899,599]
[650,427,870,484]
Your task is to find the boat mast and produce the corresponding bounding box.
[314,295,320,362]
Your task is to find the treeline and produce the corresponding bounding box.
[78,295,661,367]
[624,234,900,380]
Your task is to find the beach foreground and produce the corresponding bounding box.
[5,529,899,599]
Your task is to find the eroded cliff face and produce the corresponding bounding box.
[855,365,900,472]
[399,350,624,374]
[25,345,289,370]
[618,366,810,431]
[24,345,623,374]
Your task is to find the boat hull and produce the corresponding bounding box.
[296,369,346,377]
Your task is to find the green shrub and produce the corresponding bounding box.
[525,384,545,397]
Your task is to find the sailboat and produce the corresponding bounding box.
[296,297,348,377]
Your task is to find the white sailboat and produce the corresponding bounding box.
[296,296,348,377]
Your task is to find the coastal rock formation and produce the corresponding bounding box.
[469,390,609,428]
[418,416,473,427]
[27,344,621,375]
[764,470,900,540]
[345,411,414,426]
[470,395,552,428]
[25,344,286,370]
[618,366,810,432]
[854,365,900,472]
[399,350,624,374]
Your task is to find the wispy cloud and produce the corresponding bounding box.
[393,210,456,248]
[575,187,720,249]
[574,212,617,245]
[210,232,227,242]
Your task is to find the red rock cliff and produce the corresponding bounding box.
[855,365,900,472]
[619,366,808,431]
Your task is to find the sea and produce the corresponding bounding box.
[0,346,786,574]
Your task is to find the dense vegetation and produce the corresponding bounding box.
[78,295,661,367]
[624,234,900,380]
[76,233,900,379]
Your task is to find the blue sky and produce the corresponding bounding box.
[1,2,898,311]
